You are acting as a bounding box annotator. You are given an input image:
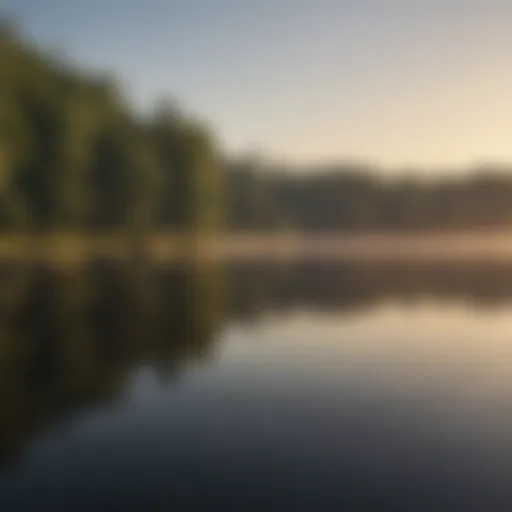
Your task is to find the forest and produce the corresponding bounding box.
[4,21,512,236]
[0,22,223,233]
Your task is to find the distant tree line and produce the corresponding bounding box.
[227,160,512,232]
[0,22,223,233]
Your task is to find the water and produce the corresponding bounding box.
[1,260,512,510]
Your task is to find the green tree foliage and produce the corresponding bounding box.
[0,23,223,233]
[6,22,512,236]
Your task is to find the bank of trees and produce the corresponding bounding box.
[6,21,512,236]
[0,22,223,233]
[227,160,512,232]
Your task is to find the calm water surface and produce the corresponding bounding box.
[1,260,512,510]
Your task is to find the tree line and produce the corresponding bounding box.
[5,20,512,236]
[227,160,512,232]
[0,22,223,233]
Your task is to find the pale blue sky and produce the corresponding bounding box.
[2,1,512,171]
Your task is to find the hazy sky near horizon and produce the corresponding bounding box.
[2,0,512,171]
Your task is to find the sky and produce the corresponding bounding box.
[2,0,512,172]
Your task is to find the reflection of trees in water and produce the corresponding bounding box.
[227,261,512,317]
[0,259,225,471]
[2,258,512,470]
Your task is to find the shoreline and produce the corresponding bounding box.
[1,231,512,264]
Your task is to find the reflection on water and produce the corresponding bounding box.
[0,260,225,472]
[2,260,512,509]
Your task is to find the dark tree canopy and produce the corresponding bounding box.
[226,161,512,232]
[0,23,223,233]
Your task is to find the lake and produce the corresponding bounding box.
[1,259,512,510]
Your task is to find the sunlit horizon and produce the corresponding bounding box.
[2,1,512,172]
